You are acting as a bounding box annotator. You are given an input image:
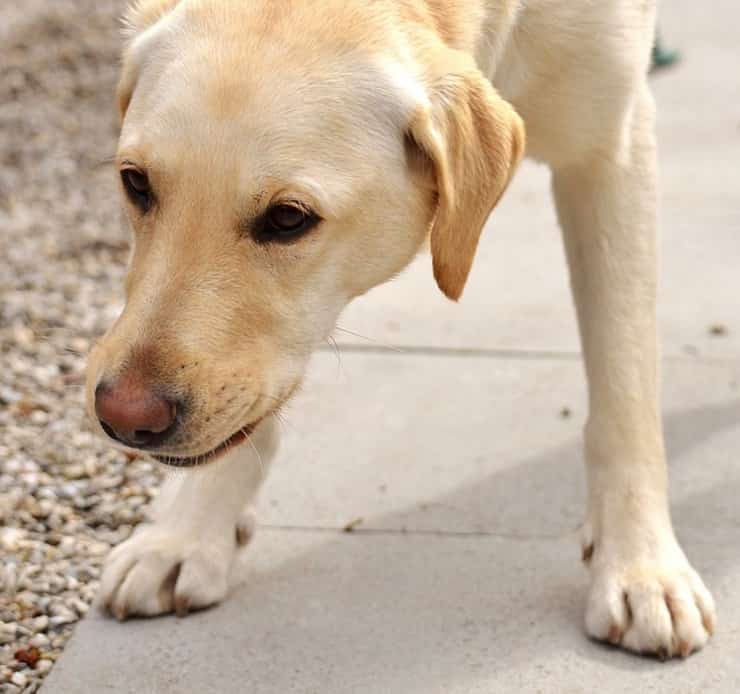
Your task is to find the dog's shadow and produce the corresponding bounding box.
[183,397,740,692]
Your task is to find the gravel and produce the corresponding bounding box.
[0,2,164,690]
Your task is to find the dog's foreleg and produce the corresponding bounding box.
[98,417,279,619]
[551,85,715,658]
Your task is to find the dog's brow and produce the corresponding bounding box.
[282,177,333,216]
[248,177,333,219]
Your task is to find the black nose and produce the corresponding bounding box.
[95,374,179,449]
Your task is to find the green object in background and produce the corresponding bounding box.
[651,31,680,72]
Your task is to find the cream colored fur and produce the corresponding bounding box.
[88,0,715,659]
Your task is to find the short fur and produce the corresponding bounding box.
[88,0,715,659]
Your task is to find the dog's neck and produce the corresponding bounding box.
[394,0,521,76]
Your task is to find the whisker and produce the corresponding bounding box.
[246,433,265,481]
[255,392,284,405]
[326,334,342,373]
[272,410,291,436]
[333,325,405,353]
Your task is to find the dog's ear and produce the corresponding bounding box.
[407,53,525,300]
[117,0,181,118]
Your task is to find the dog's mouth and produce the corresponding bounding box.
[152,422,257,468]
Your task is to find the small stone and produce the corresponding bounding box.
[0,564,17,597]
[29,580,50,594]
[35,659,53,674]
[49,614,77,629]
[29,410,49,425]
[0,624,16,645]
[30,616,48,633]
[0,386,21,404]
[48,602,72,618]
[28,634,49,649]
[83,457,99,477]
[13,646,40,668]
[48,575,66,594]
[1,607,20,623]
[62,464,86,480]
[0,528,25,552]
[68,598,88,617]
[10,672,27,688]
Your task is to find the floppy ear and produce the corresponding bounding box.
[117,0,181,118]
[407,53,525,300]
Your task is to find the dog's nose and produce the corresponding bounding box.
[95,376,177,449]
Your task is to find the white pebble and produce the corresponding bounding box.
[0,527,25,552]
[11,671,27,687]
[1,563,17,597]
[50,614,77,628]
[68,598,89,616]
[36,659,54,674]
[30,633,50,648]
[30,409,49,425]
[0,623,17,644]
[63,464,86,480]
[31,615,49,633]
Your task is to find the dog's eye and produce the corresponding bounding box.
[259,203,319,242]
[121,168,153,212]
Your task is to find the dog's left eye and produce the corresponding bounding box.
[259,203,320,242]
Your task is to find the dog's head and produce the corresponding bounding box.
[86,0,524,465]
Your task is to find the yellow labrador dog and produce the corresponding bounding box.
[87,0,716,659]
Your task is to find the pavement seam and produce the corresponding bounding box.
[260,523,576,541]
[318,343,740,364]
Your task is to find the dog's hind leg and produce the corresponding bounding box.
[97,417,279,619]
[551,84,715,658]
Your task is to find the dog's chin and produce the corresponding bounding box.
[152,423,257,468]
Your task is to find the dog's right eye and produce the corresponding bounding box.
[121,168,153,212]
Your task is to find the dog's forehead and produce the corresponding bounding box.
[122,35,412,210]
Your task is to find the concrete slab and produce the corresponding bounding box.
[41,352,740,694]
[41,530,740,694]
[653,7,740,200]
[335,169,739,359]
[263,352,740,536]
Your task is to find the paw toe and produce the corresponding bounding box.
[587,569,714,659]
[585,577,628,642]
[620,582,674,655]
[97,529,235,619]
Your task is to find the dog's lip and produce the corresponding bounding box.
[152,422,257,468]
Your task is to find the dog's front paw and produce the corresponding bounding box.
[98,512,255,620]
[583,532,715,659]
